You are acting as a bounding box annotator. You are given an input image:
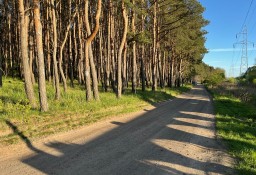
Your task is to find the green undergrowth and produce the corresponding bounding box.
[0,77,191,145]
[209,88,256,175]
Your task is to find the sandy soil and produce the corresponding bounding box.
[0,85,235,175]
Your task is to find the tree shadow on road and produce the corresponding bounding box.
[18,86,235,175]
[5,120,42,154]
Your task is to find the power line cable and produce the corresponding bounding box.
[236,0,254,42]
[247,2,256,30]
[249,20,256,35]
[232,0,254,76]
[240,0,254,32]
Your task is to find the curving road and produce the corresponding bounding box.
[0,85,235,175]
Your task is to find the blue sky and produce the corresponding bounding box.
[199,0,256,77]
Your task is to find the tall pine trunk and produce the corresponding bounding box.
[117,0,128,98]
[152,0,157,91]
[51,0,60,100]
[84,0,100,101]
[84,0,101,101]
[33,0,48,111]
[131,0,136,94]
[18,0,37,108]
[140,0,146,91]
[105,0,113,92]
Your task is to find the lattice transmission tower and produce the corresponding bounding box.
[234,26,254,75]
[235,27,248,75]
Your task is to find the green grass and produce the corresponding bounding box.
[210,90,256,175]
[0,77,191,145]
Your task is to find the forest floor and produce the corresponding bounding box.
[0,85,235,175]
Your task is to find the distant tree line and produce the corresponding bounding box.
[238,65,256,86]
[193,62,226,86]
[0,0,208,111]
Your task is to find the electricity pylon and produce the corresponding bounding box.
[234,26,253,75]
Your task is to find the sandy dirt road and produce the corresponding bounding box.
[0,85,235,175]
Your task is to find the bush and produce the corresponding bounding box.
[238,78,248,86]
[227,77,237,84]
[253,79,256,86]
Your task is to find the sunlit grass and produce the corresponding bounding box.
[211,91,256,175]
[0,77,191,145]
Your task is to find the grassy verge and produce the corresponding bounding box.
[209,88,256,175]
[0,77,191,145]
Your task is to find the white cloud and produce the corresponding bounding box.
[208,48,256,52]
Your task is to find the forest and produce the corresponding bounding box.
[1,1,256,174]
[0,0,209,111]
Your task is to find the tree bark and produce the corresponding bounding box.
[33,0,48,112]
[18,0,37,108]
[84,0,101,101]
[77,7,84,85]
[0,55,2,87]
[105,0,112,92]
[141,0,146,91]
[51,0,60,100]
[46,2,51,82]
[171,53,175,87]
[177,57,183,87]
[117,0,128,98]
[122,43,127,92]
[131,0,136,94]
[152,0,157,91]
